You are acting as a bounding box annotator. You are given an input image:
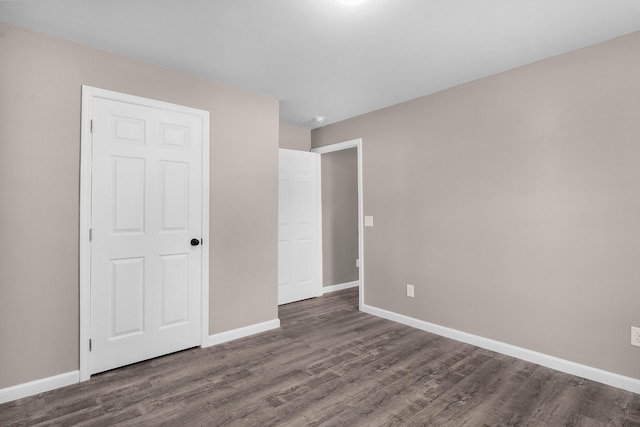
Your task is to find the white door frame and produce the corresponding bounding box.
[79,85,210,381]
[311,138,364,310]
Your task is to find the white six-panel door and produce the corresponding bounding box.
[89,96,204,374]
[278,149,320,305]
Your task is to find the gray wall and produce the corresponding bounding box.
[321,148,359,286]
[279,121,311,151]
[0,23,278,389]
[312,31,640,380]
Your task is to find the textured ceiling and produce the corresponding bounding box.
[2,0,640,128]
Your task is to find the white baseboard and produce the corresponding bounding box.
[322,280,359,294]
[7,308,637,405]
[362,304,640,395]
[205,318,280,347]
[0,370,79,404]
[1,320,281,404]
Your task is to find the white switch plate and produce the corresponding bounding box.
[631,326,640,347]
[406,284,414,298]
[364,216,374,227]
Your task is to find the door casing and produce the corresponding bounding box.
[79,86,210,381]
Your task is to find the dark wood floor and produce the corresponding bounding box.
[2,288,640,426]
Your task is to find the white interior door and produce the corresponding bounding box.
[278,149,320,305]
[90,96,204,374]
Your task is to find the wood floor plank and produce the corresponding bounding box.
[2,287,640,426]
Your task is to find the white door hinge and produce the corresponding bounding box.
[89,228,92,242]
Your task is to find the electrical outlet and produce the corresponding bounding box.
[406,284,414,298]
[631,327,640,347]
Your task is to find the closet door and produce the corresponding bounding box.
[278,149,320,305]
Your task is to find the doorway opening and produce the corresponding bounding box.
[312,138,364,309]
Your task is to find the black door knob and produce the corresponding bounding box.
[190,238,200,246]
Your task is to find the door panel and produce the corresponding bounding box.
[160,161,189,230]
[90,97,203,375]
[110,257,144,337]
[278,149,320,305]
[160,254,189,326]
[112,156,145,232]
